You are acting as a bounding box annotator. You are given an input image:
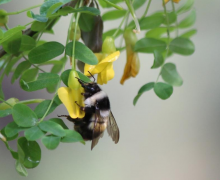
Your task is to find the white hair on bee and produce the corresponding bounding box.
[84,91,107,107]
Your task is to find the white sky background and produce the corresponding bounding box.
[0,0,220,180]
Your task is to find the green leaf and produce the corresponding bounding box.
[177,0,194,14]
[2,32,22,54]
[134,38,167,53]
[61,69,91,87]
[154,82,173,100]
[161,63,183,87]
[1,127,18,141]
[61,129,85,144]
[46,2,63,17]
[19,35,36,52]
[180,29,197,38]
[28,11,48,22]
[179,10,196,28]
[5,56,21,76]
[0,0,12,5]
[28,41,65,64]
[5,121,27,137]
[164,12,177,25]
[0,108,12,117]
[20,68,39,84]
[4,141,18,159]
[133,0,146,10]
[39,121,66,137]
[100,0,123,10]
[140,15,164,30]
[24,126,45,141]
[151,50,164,69]
[0,25,25,44]
[20,73,60,92]
[42,135,60,150]
[15,161,28,177]
[0,28,3,39]
[31,21,47,31]
[34,96,62,119]
[56,6,100,16]
[102,10,126,21]
[65,41,98,65]
[17,137,41,168]
[102,28,123,41]
[49,118,68,129]
[79,13,95,32]
[12,104,38,127]
[98,0,123,8]
[11,61,31,83]
[169,37,195,55]
[146,27,175,38]
[0,98,19,110]
[133,82,155,106]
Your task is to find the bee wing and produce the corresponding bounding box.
[107,111,119,144]
[91,110,104,150]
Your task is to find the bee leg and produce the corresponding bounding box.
[57,114,80,123]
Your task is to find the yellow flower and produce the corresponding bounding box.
[84,51,120,85]
[164,0,180,4]
[58,70,85,119]
[120,29,140,85]
[84,36,120,85]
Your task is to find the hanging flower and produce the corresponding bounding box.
[84,36,120,85]
[120,29,140,85]
[164,0,180,4]
[58,70,85,119]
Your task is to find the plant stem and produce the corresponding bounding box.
[112,11,129,39]
[6,4,42,15]
[171,0,179,37]
[71,0,83,70]
[65,13,75,57]
[141,0,152,18]
[4,24,9,30]
[156,1,170,82]
[0,98,13,107]
[17,99,45,105]
[22,54,46,73]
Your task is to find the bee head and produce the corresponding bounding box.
[76,72,101,94]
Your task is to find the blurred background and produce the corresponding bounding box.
[1,0,220,180]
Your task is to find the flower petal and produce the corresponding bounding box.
[99,51,120,64]
[58,87,85,119]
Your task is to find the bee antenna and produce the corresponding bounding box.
[75,77,86,83]
[88,71,95,82]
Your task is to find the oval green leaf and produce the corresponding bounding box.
[28,41,65,64]
[140,15,164,30]
[11,61,31,83]
[134,38,167,53]
[42,135,60,150]
[169,37,195,55]
[79,13,95,32]
[61,129,85,144]
[161,63,183,87]
[0,108,12,117]
[20,73,60,92]
[154,82,173,100]
[12,104,38,127]
[102,10,126,21]
[39,121,66,137]
[19,35,36,52]
[15,161,28,177]
[179,10,196,28]
[151,50,164,69]
[180,29,197,38]
[133,82,155,105]
[17,137,41,169]
[65,41,98,65]
[49,118,68,129]
[24,126,45,141]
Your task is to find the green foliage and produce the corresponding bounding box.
[0,0,196,176]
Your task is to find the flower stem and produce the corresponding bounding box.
[4,24,9,30]
[17,99,45,105]
[24,21,34,27]
[6,4,42,15]
[141,0,152,18]
[156,1,170,82]
[71,0,83,70]
[112,11,129,39]
[171,0,179,37]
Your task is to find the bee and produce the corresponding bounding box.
[59,73,119,150]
